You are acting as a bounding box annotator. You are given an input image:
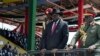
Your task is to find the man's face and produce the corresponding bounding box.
[51,14,59,21]
[84,16,94,25]
[47,13,59,21]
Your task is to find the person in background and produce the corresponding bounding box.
[35,26,43,50]
[39,8,69,56]
[68,14,100,56]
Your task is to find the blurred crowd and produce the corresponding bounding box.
[0,27,43,55]
[0,28,27,49]
[0,42,27,56]
[35,34,41,50]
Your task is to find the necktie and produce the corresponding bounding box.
[51,22,57,33]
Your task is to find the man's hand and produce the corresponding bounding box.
[66,45,74,50]
[51,49,58,53]
[88,45,96,53]
[68,45,74,50]
[69,46,74,49]
[40,49,46,55]
[88,45,96,50]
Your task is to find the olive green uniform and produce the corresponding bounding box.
[70,23,100,48]
[70,23,100,56]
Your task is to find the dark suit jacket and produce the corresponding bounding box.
[40,19,69,50]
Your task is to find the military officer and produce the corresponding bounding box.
[68,14,100,56]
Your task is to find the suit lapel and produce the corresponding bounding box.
[48,22,53,33]
[54,19,62,33]
[50,19,63,34]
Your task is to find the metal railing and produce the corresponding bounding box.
[27,48,100,56]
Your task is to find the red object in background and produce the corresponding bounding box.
[45,8,53,15]
[63,11,74,16]
[78,0,84,48]
[25,8,28,35]
[69,25,78,32]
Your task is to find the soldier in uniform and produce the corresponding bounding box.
[68,14,100,56]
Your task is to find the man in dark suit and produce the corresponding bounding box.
[39,8,69,56]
